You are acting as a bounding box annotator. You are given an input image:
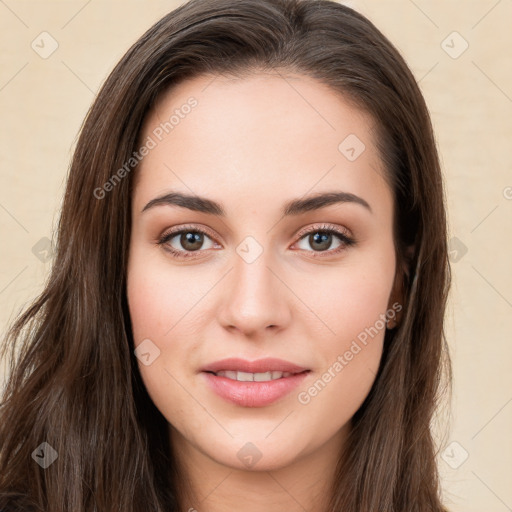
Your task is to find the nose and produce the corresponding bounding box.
[217,248,292,338]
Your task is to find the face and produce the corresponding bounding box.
[127,72,399,473]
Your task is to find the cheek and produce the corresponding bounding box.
[300,250,395,348]
[126,246,204,343]
[127,270,170,343]
[126,252,199,427]
[332,271,391,342]
[126,246,210,396]
[293,247,395,416]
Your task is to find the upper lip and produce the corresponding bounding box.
[201,358,309,374]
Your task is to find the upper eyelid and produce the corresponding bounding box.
[294,223,352,240]
[163,224,219,243]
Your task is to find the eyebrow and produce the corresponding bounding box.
[141,190,372,216]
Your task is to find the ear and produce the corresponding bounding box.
[386,244,414,329]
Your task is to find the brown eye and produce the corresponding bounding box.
[157,226,218,259]
[307,231,335,252]
[179,231,205,251]
[294,225,355,255]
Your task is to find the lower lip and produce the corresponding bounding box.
[202,371,310,407]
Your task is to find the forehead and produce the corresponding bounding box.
[133,72,390,216]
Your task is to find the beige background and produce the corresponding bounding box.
[1,1,511,510]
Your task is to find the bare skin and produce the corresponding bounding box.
[127,71,400,512]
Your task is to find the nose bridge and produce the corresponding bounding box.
[218,236,290,335]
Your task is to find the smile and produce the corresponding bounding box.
[209,370,296,381]
[202,369,310,407]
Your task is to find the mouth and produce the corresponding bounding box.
[201,357,309,375]
[200,358,311,407]
[203,369,309,382]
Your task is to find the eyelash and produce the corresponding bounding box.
[156,223,356,260]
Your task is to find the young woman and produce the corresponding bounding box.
[0,0,452,510]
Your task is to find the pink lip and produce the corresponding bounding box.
[200,358,310,408]
[202,371,309,407]
[201,357,308,374]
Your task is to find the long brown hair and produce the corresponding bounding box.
[0,0,452,510]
